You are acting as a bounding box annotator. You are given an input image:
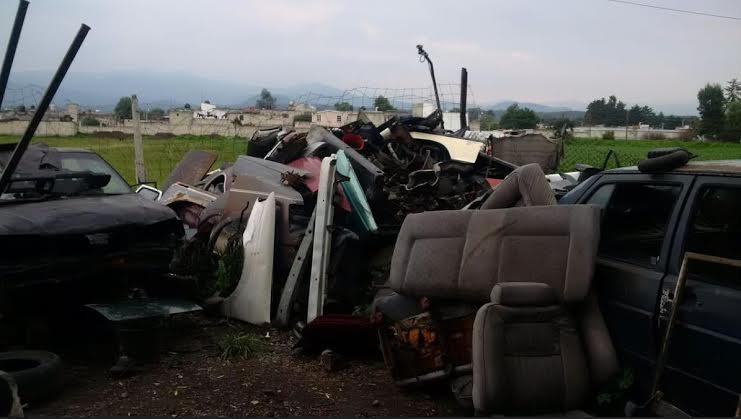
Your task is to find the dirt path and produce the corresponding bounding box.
[30,315,466,417]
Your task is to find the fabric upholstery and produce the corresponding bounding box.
[472,293,590,414]
[491,282,558,307]
[389,205,600,303]
[480,163,557,210]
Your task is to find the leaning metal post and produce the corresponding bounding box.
[0,24,90,193]
[0,0,29,107]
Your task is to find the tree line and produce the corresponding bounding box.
[584,95,686,129]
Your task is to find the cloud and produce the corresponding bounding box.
[248,0,344,28]
[361,22,382,42]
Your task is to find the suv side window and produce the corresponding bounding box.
[586,182,682,267]
[685,186,741,286]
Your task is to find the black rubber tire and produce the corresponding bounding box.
[0,350,63,404]
[638,150,690,173]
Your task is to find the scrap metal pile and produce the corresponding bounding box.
[161,113,521,339]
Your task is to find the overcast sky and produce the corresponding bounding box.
[2,0,740,107]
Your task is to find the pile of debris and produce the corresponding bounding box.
[159,112,534,340]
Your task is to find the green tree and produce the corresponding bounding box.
[585,95,628,127]
[725,78,741,103]
[697,83,726,137]
[15,105,26,113]
[725,101,741,139]
[479,114,498,130]
[184,103,191,109]
[499,104,539,129]
[148,107,165,119]
[114,96,133,120]
[256,88,275,109]
[373,95,396,112]
[334,101,353,111]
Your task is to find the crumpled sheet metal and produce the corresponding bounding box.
[306,125,384,202]
[160,182,218,208]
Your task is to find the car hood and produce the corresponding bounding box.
[0,193,179,236]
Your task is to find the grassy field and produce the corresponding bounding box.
[3,134,741,186]
[0,134,244,187]
[560,138,741,172]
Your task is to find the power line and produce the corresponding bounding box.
[607,0,741,21]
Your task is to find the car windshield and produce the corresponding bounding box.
[58,152,131,194]
[0,150,131,201]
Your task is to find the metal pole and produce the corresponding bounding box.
[0,0,30,107]
[131,94,146,183]
[417,44,444,130]
[459,67,468,130]
[651,251,741,397]
[0,24,90,194]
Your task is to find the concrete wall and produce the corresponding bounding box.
[572,126,691,140]
[0,120,78,136]
[79,119,261,138]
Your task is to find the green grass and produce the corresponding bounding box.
[4,134,741,186]
[559,138,741,172]
[0,134,245,187]
[216,330,267,360]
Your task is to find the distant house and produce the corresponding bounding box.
[193,102,227,119]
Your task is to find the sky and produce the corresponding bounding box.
[1,0,740,109]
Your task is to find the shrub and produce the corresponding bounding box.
[80,115,101,127]
[293,112,312,122]
[602,131,615,140]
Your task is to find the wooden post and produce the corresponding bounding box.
[131,94,146,184]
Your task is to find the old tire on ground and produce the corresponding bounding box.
[0,350,63,405]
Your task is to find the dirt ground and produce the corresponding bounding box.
[29,314,467,417]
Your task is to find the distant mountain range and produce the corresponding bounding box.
[3,70,698,116]
[5,70,344,111]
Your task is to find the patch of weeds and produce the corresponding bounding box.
[216,331,267,360]
[593,367,635,415]
[213,228,244,297]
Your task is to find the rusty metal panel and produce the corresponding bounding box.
[490,134,562,174]
[160,150,217,191]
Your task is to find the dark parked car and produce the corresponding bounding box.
[0,144,184,329]
[560,159,741,416]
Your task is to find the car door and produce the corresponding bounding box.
[576,173,694,395]
[657,176,741,416]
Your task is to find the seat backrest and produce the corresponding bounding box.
[480,163,557,210]
[472,282,591,414]
[389,205,600,303]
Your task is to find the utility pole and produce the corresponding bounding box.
[131,94,146,184]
